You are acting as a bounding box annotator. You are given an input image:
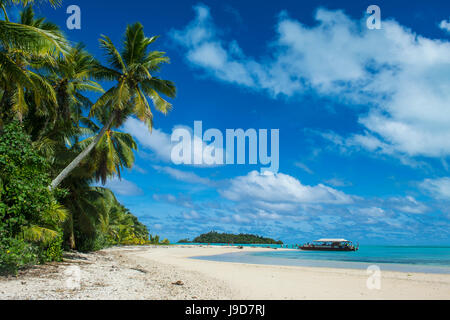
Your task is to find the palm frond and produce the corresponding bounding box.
[11,85,28,119]
[140,83,172,115]
[99,35,127,73]
[0,20,68,55]
[3,0,62,8]
[22,225,59,244]
[142,77,176,98]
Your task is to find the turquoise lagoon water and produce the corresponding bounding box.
[188,244,450,274]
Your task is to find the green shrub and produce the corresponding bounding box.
[41,235,64,263]
[74,231,113,252]
[0,123,65,274]
[0,238,39,275]
[0,123,53,236]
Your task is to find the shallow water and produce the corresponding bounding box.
[190,245,450,274]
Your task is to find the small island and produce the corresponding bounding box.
[178,231,283,245]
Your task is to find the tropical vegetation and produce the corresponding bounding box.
[0,1,175,274]
[180,231,283,245]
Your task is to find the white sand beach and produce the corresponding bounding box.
[1,245,449,300]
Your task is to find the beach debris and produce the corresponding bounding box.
[172,280,184,286]
[63,258,93,264]
[131,267,148,274]
[237,246,244,249]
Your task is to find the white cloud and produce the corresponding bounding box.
[152,165,212,186]
[220,170,353,204]
[356,196,429,215]
[101,176,143,196]
[294,162,314,174]
[350,195,429,220]
[394,196,428,214]
[183,210,201,220]
[390,196,429,214]
[356,207,385,217]
[256,210,282,220]
[314,129,430,168]
[153,193,177,203]
[123,118,224,167]
[153,193,195,208]
[421,177,450,199]
[325,178,352,187]
[133,165,148,174]
[122,118,172,161]
[439,18,450,33]
[153,224,163,230]
[170,4,254,87]
[171,5,450,159]
[232,214,251,223]
[252,201,299,212]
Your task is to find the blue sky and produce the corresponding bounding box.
[27,0,450,244]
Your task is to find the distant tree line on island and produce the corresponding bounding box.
[178,231,283,245]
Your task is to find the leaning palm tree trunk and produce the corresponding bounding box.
[50,113,115,190]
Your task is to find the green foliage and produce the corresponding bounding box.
[150,234,160,244]
[147,234,169,245]
[0,123,61,237]
[41,234,63,262]
[74,231,112,253]
[1,5,170,272]
[1,1,62,8]
[67,188,150,251]
[90,22,176,132]
[96,188,149,244]
[0,237,39,275]
[0,123,66,273]
[192,231,283,245]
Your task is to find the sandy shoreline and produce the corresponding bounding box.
[1,245,449,300]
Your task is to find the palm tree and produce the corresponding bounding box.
[82,111,138,185]
[1,0,61,15]
[0,6,67,123]
[50,22,176,189]
[22,201,67,244]
[52,44,103,121]
[95,188,148,244]
[29,43,103,143]
[0,1,66,51]
[45,112,135,249]
[61,179,105,249]
[53,111,137,249]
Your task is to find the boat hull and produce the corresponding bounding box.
[300,246,357,251]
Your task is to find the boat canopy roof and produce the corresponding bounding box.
[314,238,350,242]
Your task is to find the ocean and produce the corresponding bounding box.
[189,244,450,274]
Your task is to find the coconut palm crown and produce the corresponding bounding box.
[50,22,176,189]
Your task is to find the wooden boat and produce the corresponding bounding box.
[300,238,358,251]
